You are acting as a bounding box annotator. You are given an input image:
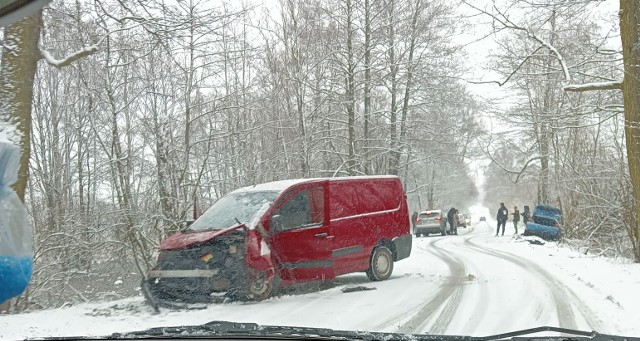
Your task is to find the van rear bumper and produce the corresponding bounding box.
[392,234,412,261]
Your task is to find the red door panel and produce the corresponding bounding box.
[268,185,334,282]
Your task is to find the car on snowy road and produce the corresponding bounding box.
[414,210,447,237]
[457,213,470,228]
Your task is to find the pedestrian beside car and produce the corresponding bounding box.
[496,203,508,236]
[512,206,520,234]
[452,208,460,235]
[411,211,418,230]
[447,207,457,235]
[522,205,531,224]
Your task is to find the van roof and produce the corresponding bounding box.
[231,175,400,194]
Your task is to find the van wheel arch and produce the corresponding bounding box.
[366,245,394,281]
[376,239,397,260]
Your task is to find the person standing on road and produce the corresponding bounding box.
[512,206,520,234]
[522,206,531,225]
[411,211,418,231]
[447,207,457,235]
[453,208,460,235]
[496,203,508,236]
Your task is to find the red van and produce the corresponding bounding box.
[143,176,412,305]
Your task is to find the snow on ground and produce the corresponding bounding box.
[1,221,638,340]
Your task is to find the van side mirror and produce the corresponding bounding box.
[271,215,283,233]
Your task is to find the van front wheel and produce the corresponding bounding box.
[246,274,273,301]
[366,246,393,281]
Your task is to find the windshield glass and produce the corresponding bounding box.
[189,191,279,231]
[1,0,639,339]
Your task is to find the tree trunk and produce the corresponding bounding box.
[363,0,371,175]
[538,10,557,205]
[345,0,357,175]
[0,12,42,202]
[387,0,398,175]
[619,0,640,262]
[396,0,421,176]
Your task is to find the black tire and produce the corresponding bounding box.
[246,274,274,301]
[366,246,394,281]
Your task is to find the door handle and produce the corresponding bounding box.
[315,232,329,238]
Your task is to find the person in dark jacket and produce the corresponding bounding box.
[522,206,531,225]
[411,211,419,230]
[447,207,457,235]
[512,206,520,234]
[496,203,508,236]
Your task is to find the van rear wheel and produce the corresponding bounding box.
[366,246,393,281]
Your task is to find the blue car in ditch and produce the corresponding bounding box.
[523,204,562,241]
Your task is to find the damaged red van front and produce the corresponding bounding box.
[142,176,412,306]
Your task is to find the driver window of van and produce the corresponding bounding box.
[276,186,324,231]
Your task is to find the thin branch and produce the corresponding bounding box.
[467,46,543,86]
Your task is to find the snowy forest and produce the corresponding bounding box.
[1,0,639,312]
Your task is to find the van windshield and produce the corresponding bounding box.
[189,191,280,231]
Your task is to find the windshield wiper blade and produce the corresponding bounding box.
[475,326,597,340]
[103,322,631,341]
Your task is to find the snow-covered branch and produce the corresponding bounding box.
[39,44,100,69]
[563,80,623,92]
[526,30,571,82]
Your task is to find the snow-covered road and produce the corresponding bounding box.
[2,221,638,339]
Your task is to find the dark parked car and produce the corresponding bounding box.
[523,204,562,240]
[414,210,447,237]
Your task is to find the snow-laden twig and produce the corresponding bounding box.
[563,80,623,92]
[526,30,571,82]
[40,44,100,69]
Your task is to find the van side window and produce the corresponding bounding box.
[276,186,324,231]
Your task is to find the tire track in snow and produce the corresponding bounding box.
[452,234,553,332]
[464,235,602,331]
[395,237,466,334]
[440,238,493,335]
[369,236,447,332]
